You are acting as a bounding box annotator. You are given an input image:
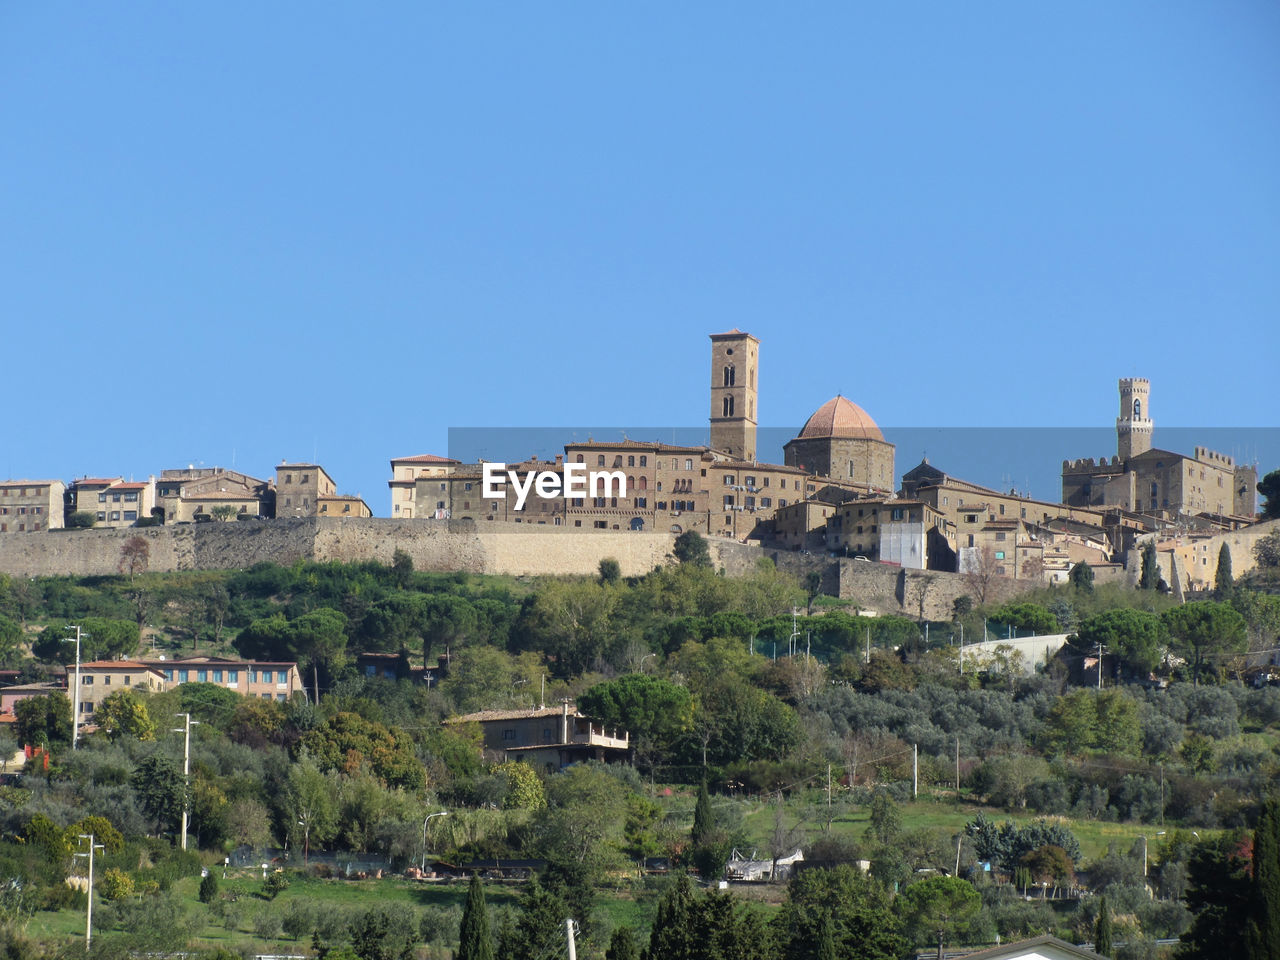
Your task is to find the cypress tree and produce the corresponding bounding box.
[644,872,694,960]
[1139,542,1160,590]
[1094,895,1113,958]
[692,781,713,847]
[606,926,640,960]
[457,874,494,960]
[1245,799,1280,960]
[1069,559,1094,593]
[1215,544,1235,600]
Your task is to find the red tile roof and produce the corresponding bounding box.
[75,478,121,487]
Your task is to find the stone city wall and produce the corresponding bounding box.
[0,518,681,580]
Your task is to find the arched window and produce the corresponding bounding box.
[627,455,635,466]
[597,455,606,467]
[638,476,647,491]
[1134,399,1142,418]
[723,365,735,386]
[576,455,584,463]
[723,396,734,417]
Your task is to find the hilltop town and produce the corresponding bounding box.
[3,331,1275,600]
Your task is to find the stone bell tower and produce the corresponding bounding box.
[709,330,759,461]
[1117,377,1153,462]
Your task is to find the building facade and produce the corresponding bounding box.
[69,478,157,529]
[783,396,895,492]
[155,468,273,523]
[388,454,460,518]
[0,480,65,533]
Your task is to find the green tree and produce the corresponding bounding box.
[1258,469,1280,520]
[66,511,96,528]
[95,689,155,741]
[867,790,902,846]
[32,617,139,663]
[509,877,568,960]
[607,926,641,960]
[132,754,188,835]
[578,673,692,767]
[1215,543,1235,600]
[773,864,906,960]
[1164,600,1248,685]
[283,755,338,854]
[895,876,981,958]
[599,557,622,585]
[516,581,616,676]
[350,904,418,960]
[1245,798,1280,958]
[1095,894,1113,958]
[1076,608,1165,677]
[1256,529,1280,568]
[1139,541,1160,590]
[673,530,711,568]
[0,614,26,668]
[493,760,545,810]
[1180,832,1252,959]
[645,872,695,960]
[1069,559,1095,593]
[988,602,1059,635]
[457,874,494,960]
[13,691,72,748]
[390,548,414,587]
[298,711,425,790]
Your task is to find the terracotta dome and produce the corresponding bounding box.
[797,396,884,442]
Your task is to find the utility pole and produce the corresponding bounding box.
[1096,642,1106,690]
[826,763,832,830]
[75,833,104,951]
[865,624,871,665]
[63,626,89,750]
[566,918,578,960]
[955,738,960,793]
[913,743,918,799]
[172,713,199,850]
[958,623,963,674]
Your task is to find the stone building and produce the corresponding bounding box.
[155,468,274,523]
[0,480,64,533]
[1062,378,1257,518]
[275,463,370,519]
[783,396,895,492]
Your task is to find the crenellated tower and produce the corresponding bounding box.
[1117,378,1152,462]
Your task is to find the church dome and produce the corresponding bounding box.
[797,396,884,442]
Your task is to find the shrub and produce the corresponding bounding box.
[98,868,135,902]
[262,870,290,900]
[198,871,218,904]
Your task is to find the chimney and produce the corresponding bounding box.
[561,699,570,744]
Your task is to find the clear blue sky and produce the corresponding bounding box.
[3,4,1277,513]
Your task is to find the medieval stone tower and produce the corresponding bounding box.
[709,330,758,461]
[1117,377,1153,461]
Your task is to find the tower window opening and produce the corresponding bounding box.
[1134,399,1141,418]
[723,365,735,386]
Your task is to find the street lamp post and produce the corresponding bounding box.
[75,833,104,951]
[63,626,89,750]
[421,811,449,872]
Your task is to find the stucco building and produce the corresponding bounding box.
[275,463,371,519]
